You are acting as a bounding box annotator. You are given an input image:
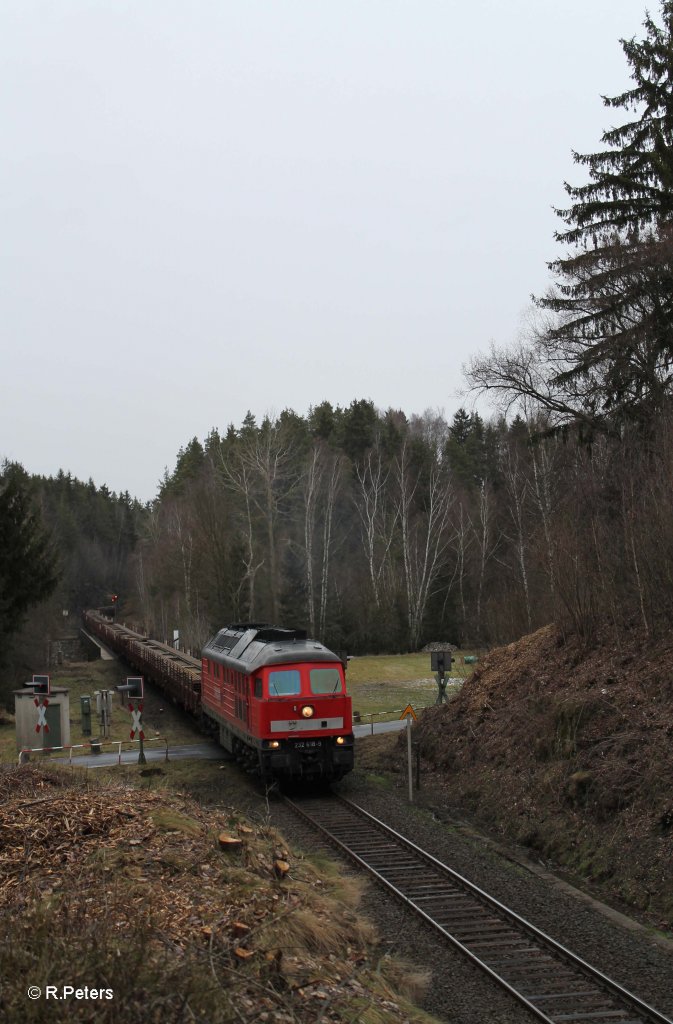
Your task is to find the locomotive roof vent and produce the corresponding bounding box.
[255,626,308,643]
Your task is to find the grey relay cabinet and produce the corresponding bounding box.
[14,686,71,753]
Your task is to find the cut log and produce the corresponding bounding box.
[218,834,243,851]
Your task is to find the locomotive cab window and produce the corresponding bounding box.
[254,677,262,698]
[268,669,301,696]
[309,667,342,694]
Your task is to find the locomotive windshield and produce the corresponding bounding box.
[309,667,342,694]
[268,669,301,695]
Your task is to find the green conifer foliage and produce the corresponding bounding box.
[0,462,59,651]
[539,2,673,424]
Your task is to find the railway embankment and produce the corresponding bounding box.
[387,623,673,929]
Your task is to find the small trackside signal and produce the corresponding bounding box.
[32,674,51,695]
[111,594,118,604]
[125,677,144,702]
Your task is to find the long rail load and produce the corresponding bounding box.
[83,611,202,713]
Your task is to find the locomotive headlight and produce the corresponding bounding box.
[336,736,345,745]
[269,740,280,749]
[301,705,314,719]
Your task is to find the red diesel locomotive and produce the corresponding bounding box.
[201,623,354,781]
[82,611,354,782]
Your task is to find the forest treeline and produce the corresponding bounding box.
[5,385,673,689]
[131,396,673,655]
[138,402,549,653]
[0,464,141,697]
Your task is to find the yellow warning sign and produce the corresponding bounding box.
[399,704,417,721]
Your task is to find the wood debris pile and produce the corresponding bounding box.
[0,764,432,1023]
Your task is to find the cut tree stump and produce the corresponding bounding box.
[218,834,243,851]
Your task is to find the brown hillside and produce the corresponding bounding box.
[410,624,673,925]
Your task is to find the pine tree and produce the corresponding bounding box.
[338,399,378,462]
[449,408,471,445]
[539,2,673,424]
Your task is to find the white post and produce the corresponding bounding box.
[407,716,413,803]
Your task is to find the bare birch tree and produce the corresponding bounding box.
[302,445,323,635]
[242,420,298,621]
[319,452,343,637]
[300,444,344,637]
[217,448,264,619]
[473,480,499,639]
[450,499,473,633]
[169,505,194,620]
[499,439,532,632]
[528,431,559,607]
[395,439,453,648]
[354,443,398,608]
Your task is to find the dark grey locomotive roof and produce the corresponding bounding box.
[202,623,343,673]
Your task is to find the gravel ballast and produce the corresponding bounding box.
[268,766,673,1024]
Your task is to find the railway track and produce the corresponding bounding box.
[284,794,672,1024]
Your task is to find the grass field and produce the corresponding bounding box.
[0,657,203,764]
[345,651,478,720]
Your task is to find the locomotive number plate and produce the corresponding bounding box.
[293,740,322,749]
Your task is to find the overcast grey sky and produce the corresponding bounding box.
[1,0,651,501]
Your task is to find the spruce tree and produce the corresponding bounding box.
[539,1,673,424]
[0,462,59,652]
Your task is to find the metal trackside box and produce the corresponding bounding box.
[431,650,454,673]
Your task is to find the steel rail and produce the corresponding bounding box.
[284,794,672,1024]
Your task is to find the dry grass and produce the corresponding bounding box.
[410,623,673,927]
[346,652,478,718]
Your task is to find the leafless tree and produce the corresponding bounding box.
[319,452,343,638]
[395,439,453,648]
[354,442,398,608]
[528,430,560,608]
[499,438,532,633]
[448,499,472,636]
[217,449,264,619]
[473,480,499,639]
[241,420,298,621]
[302,444,324,635]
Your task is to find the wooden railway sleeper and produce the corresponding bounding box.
[371,862,424,872]
[408,888,470,898]
[551,1012,634,1020]
[428,921,501,929]
[525,992,614,1004]
[451,928,524,941]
